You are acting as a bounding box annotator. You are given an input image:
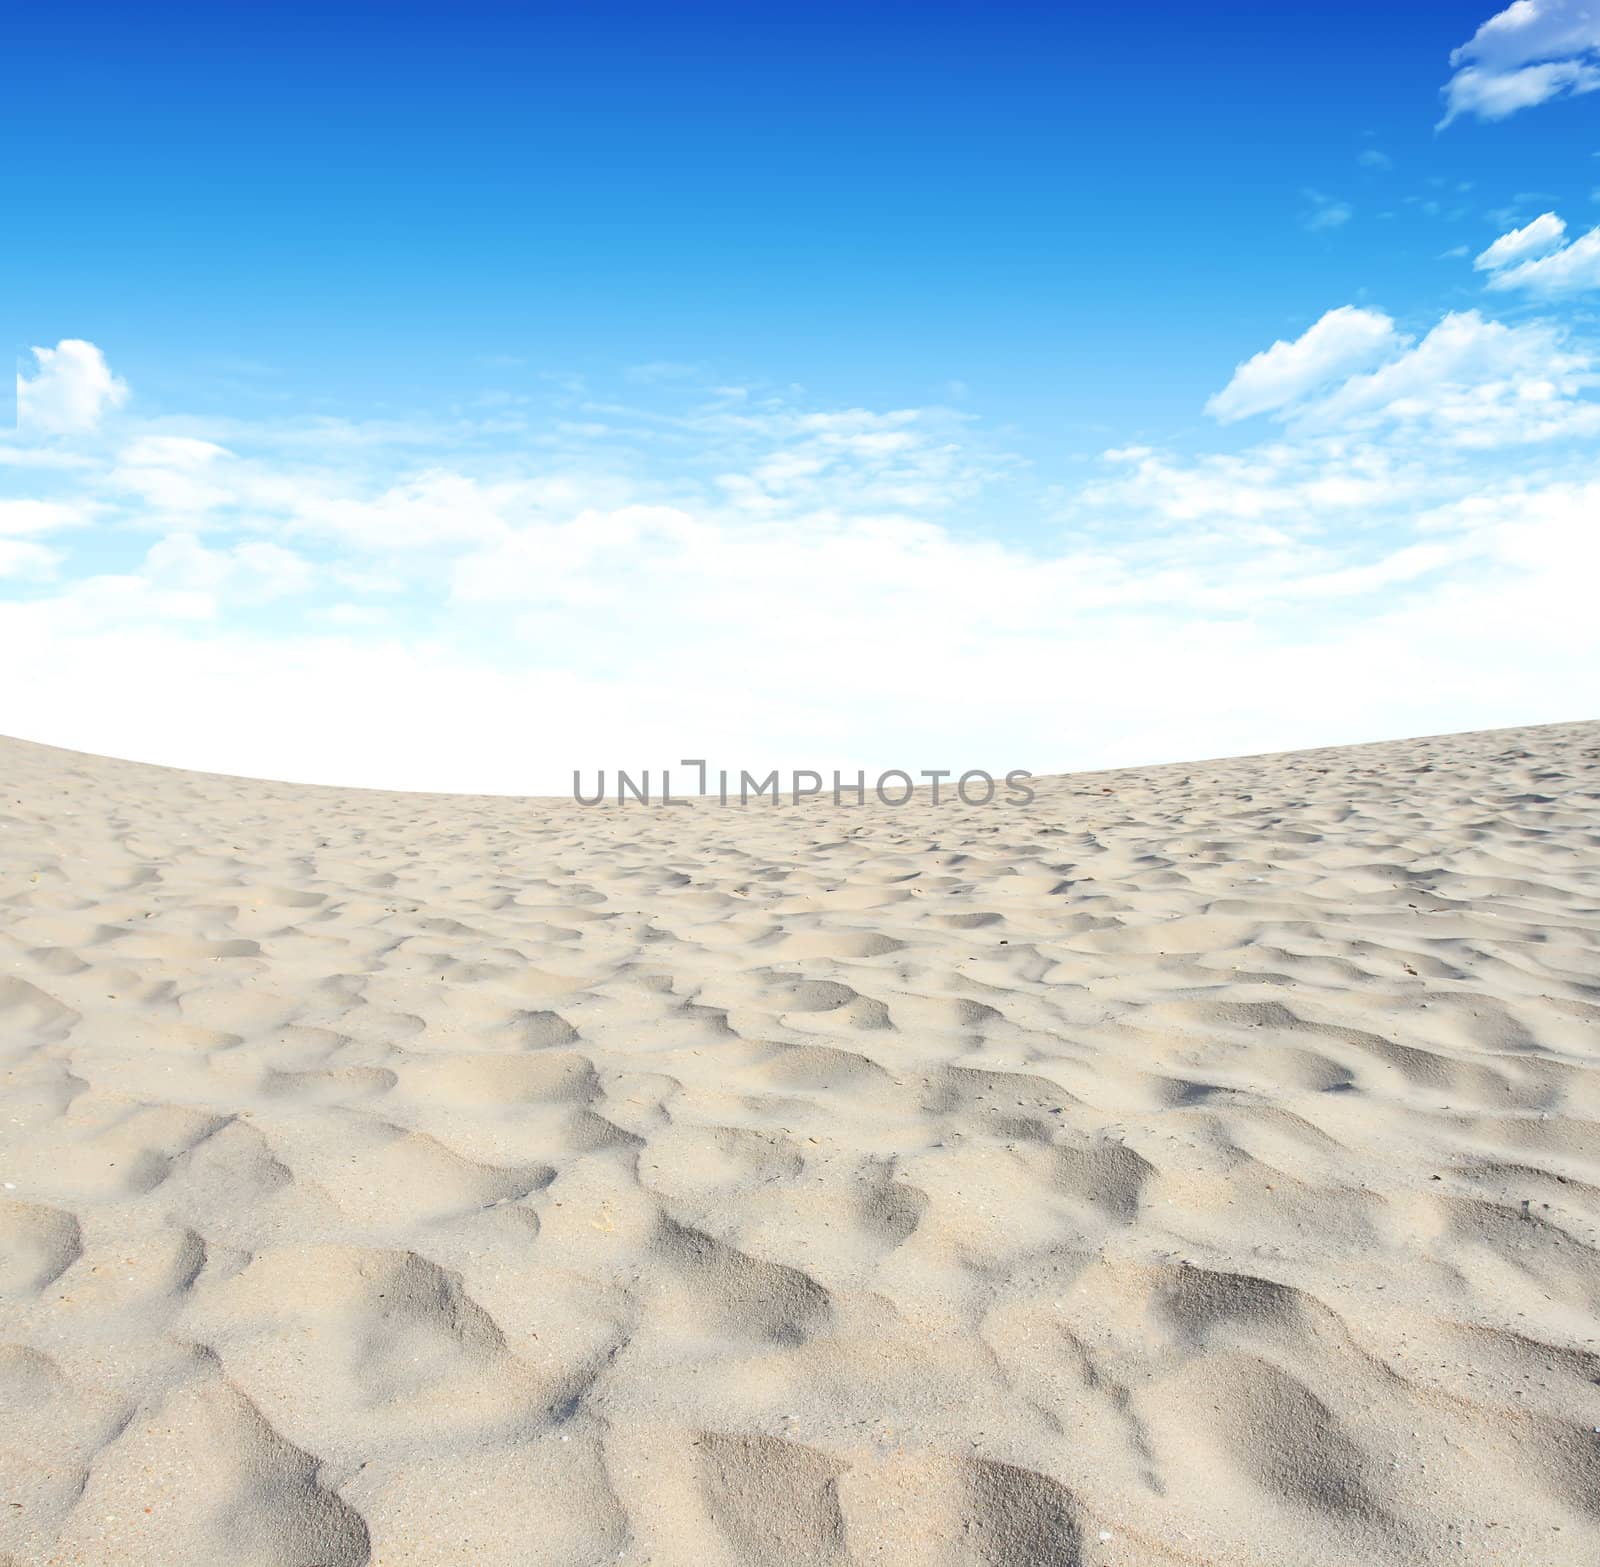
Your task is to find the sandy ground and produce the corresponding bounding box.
[1,721,1598,1567]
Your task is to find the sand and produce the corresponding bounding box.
[1,720,1598,1566]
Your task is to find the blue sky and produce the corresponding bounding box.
[5,1,1600,790]
[11,1,1597,435]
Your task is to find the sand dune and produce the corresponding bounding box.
[2,721,1598,1566]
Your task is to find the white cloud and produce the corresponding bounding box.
[2,335,1597,793]
[287,469,526,551]
[16,340,129,436]
[0,540,60,579]
[1207,307,1599,447]
[110,436,236,515]
[0,446,97,471]
[1441,1,1600,124]
[4,455,1593,793]
[1474,211,1568,270]
[143,533,316,604]
[0,499,90,536]
[1290,311,1600,445]
[1206,307,1404,423]
[1081,440,1441,526]
[1484,221,1600,294]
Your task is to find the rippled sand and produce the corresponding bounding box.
[2,721,1598,1566]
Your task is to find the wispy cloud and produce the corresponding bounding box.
[1302,190,1353,231]
[623,361,703,385]
[1440,1,1600,125]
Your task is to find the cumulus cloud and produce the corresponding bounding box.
[16,340,128,436]
[1290,311,1599,445]
[1474,211,1568,269]
[1207,306,1598,446]
[1440,1,1600,125]
[1205,307,1404,423]
[1482,219,1600,294]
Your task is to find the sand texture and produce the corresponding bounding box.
[2,721,1599,1566]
